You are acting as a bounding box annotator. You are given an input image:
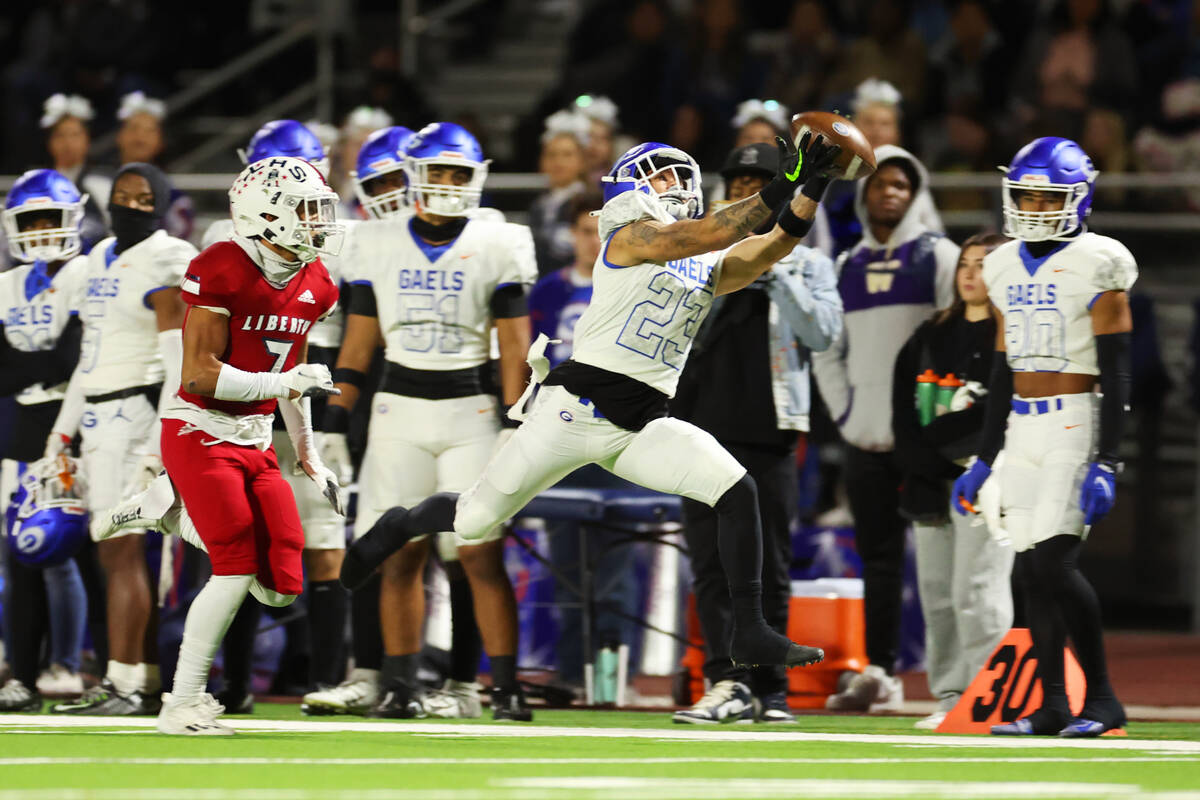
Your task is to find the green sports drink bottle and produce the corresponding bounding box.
[935,373,963,417]
[916,369,939,426]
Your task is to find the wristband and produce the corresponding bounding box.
[332,367,366,389]
[324,403,351,434]
[801,175,832,202]
[777,206,814,239]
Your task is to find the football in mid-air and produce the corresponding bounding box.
[790,111,876,181]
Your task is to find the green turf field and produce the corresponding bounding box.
[2,704,1200,799]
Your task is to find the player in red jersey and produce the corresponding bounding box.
[106,156,345,734]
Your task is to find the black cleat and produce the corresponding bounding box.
[341,508,416,590]
[215,688,254,715]
[730,623,823,669]
[491,685,533,722]
[368,684,426,719]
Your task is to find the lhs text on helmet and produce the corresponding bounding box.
[229,157,345,263]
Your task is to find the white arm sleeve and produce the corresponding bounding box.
[277,395,318,467]
[213,363,287,402]
[157,328,183,418]
[51,364,86,439]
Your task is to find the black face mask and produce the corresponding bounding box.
[110,205,160,252]
[109,162,173,252]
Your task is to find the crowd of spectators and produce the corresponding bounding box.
[546,0,1200,208]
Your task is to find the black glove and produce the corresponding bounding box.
[759,133,841,210]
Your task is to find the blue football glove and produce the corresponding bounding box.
[952,459,992,516]
[1080,462,1117,525]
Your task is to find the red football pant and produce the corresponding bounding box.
[161,418,304,596]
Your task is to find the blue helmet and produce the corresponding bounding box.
[239,120,329,177]
[403,122,489,217]
[351,125,416,219]
[602,142,703,221]
[2,169,86,263]
[5,457,89,568]
[1001,137,1097,242]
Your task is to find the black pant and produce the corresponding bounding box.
[681,442,797,695]
[843,445,907,674]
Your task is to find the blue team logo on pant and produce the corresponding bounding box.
[559,410,573,423]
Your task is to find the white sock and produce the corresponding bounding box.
[107,661,140,696]
[171,574,253,699]
[140,663,161,693]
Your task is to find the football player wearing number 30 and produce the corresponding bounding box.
[343,131,846,679]
[953,137,1135,738]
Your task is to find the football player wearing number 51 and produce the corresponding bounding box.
[343,128,849,686]
[953,137,1134,738]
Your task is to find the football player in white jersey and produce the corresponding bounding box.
[953,137,1133,737]
[46,163,196,715]
[343,131,847,695]
[197,119,354,712]
[319,122,537,720]
[0,170,92,712]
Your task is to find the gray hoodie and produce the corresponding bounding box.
[812,145,959,451]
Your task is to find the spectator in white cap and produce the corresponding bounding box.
[332,106,394,217]
[115,92,193,241]
[572,94,621,185]
[530,109,590,277]
[731,98,790,147]
[41,93,109,250]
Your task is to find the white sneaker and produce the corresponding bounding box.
[423,679,482,719]
[157,692,234,735]
[95,473,179,540]
[825,665,905,712]
[915,710,947,730]
[672,680,755,724]
[301,668,380,716]
[36,663,83,697]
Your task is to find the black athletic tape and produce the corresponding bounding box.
[324,404,350,434]
[332,367,366,389]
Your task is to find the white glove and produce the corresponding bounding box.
[302,460,344,516]
[317,431,353,485]
[281,363,340,399]
[44,433,71,460]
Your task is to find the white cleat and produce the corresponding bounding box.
[156,692,234,736]
[300,668,380,716]
[423,679,483,719]
[914,710,948,730]
[94,473,179,541]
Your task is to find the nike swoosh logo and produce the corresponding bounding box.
[1053,268,1066,273]
[1065,424,1081,429]
[786,154,803,182]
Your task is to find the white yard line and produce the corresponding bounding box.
[0,715,1198,752]
[0,755,1195,766]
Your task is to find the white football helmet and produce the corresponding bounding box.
[229,157,345,263]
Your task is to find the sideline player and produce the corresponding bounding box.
[317,122,535,720]
[140,156,343,734]
[300,124,420,717]
[0,170,92,712]
[48,163,195,715]
[200,119,350,711]
[343,131,845,677]
[954,137,1131,737]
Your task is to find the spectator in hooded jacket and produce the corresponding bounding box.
[812,145,958,713]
